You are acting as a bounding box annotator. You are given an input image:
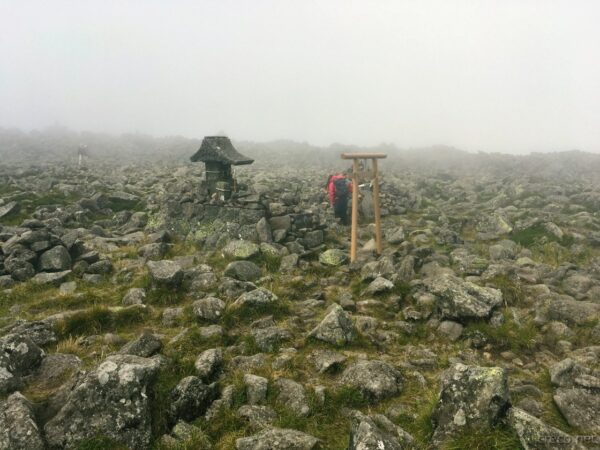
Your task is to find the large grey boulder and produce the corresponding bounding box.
[236,427,319,450]
[308,303,355,346]
[0,392,45,450]
[44,354,161,450]
[423,274,502,320]
[146,260,183,286]
[347,410,414,450]
[39,245,71,272]
[193,296,226,321]
[340,359,403,403]
[2,320,57,347]
[224,260,262,282]
[508,407,585,450]
[431,363,509,443]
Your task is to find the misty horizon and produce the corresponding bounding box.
[1,1,599,154]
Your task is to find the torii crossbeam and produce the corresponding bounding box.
[340,152,387,262]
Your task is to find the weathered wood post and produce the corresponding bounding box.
[340,152,387,262]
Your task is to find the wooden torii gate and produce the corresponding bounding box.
[340,152,387,262]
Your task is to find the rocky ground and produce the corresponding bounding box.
[1,148,600,449]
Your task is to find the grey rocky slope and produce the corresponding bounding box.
[1,143,600,449]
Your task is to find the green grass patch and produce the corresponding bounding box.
[145,286,188,306]
[55,306,150,337]
[486,275,525,307]
[464,310,538,355]
[76,436,129,450]
[220,300,292,330]
[511,224,573,248]
[440,425,522,450]
[150,357,197,439]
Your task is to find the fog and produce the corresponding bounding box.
[1,0,599,153]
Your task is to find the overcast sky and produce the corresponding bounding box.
[1,1,599,153]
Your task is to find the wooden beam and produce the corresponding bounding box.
[372,158,382,255]
[341,152,387,160]
[351,158,359,263]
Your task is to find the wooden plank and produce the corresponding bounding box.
[351,158,359,263]
[341,152,387,160]
[372,158,383,255]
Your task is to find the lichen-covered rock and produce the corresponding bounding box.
[223,240,260,260]
[39,245,71,272]
[0,392,45,450]
[169,420,212,448]
[236,427,319,450]
[146,259,183,286]
[251,326,292,352]
[2,320,57,347]
[31,270,72,286]
[232,288,278,308]
[553,388,600,433]
[192,296,226,321]
[318,249,348,266]
[340,359,403,403]
[122,288,146,306]
[363,276,394,295]
[195,348,223,382]
[308,303,355,346]
[169,376,218,423]
[44,354,161,450]
[544,297,600,326]
[437,320,464,341]
[274,378,310,417]
[309,349,347,374]
[237,405,278,430]
[549,354,600,433]
[423,274,502,320]
[0,333,44,386]
[508,407,585,450]
[431,363,509,443]
[118,332,162,357]
[225,260,262,282]
[347,410,414,450]
[244,374,268,405]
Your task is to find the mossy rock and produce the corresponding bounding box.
[319,249,348,266]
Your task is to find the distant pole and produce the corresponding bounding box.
[372,158,383,254]
[351,158,359,262]
[341,152,387,262]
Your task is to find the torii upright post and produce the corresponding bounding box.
[341,152,387,262]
